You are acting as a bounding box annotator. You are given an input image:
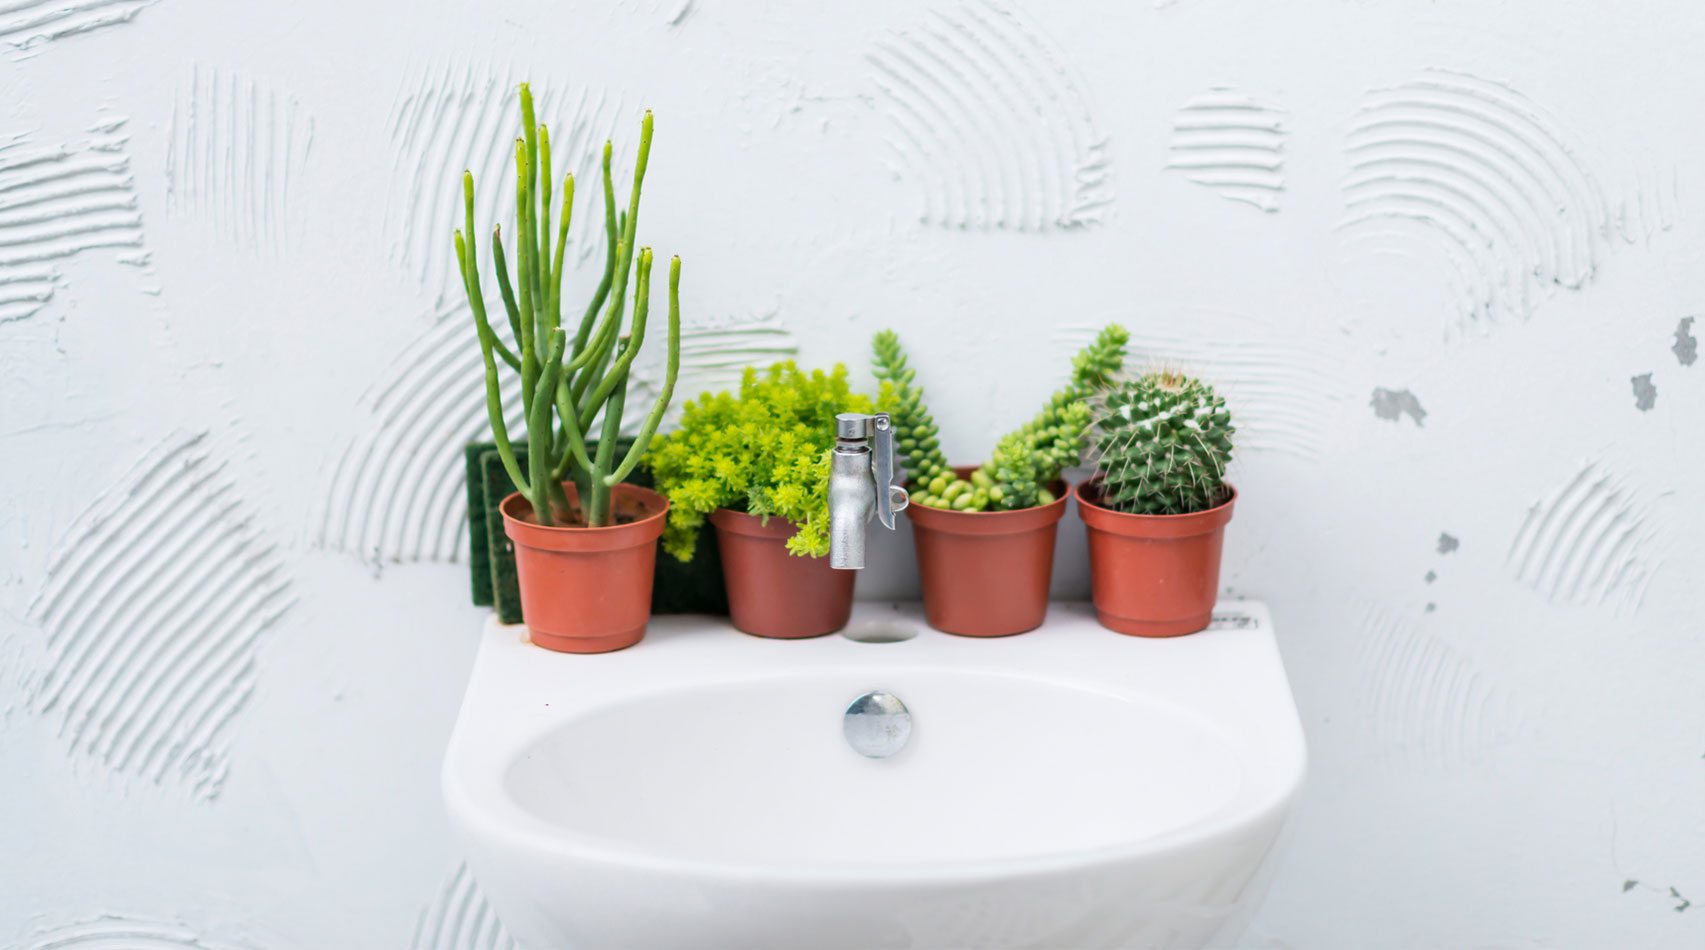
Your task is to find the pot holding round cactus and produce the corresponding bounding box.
[649,362,871,638]
[1077,370,1237,637]
[872,326,1128,637]
[456,84,683,653]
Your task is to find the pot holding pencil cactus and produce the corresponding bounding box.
[875,324,1128,637]
[1075,370,1237,637]
[455,85,681,654]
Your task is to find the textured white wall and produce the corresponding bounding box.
[2,0,1703,947]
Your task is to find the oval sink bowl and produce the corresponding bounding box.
[506,673,1243,868]
[444,602,1305,949]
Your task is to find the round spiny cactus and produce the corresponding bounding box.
[1091,370,1234,515]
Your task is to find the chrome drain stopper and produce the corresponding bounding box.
[843,690,911,758]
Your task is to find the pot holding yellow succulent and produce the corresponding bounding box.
[648,362,873,639]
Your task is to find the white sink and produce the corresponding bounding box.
[443,602,1305,949]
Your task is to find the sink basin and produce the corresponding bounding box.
[443,602,1304,949]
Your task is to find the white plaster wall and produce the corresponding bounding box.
[2,0,1703,946]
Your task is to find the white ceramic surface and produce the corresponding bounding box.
[443,601,1305,949]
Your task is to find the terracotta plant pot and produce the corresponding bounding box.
[710,508,854,638]
[500,483,668,653]
[1073,478,1236,638]
[907,467,1068,637]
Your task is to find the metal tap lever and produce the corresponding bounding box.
[871,414,903,529]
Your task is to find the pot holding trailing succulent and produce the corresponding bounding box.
[648,362,873,638]
[874,325,1129,637]
[1075,370,1236,637]
[455,85,681,654]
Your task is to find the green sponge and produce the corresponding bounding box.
[645,479,728,615]
[464,443,497,607]
[478,448,527,623]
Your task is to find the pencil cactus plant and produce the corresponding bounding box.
[875,324,1129,510]
[1089,370,1235,515]
[455,84,680,527]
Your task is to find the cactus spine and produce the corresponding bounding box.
[874,324,1129,510]
[1089,370,1234,515]
[454,84,681,527]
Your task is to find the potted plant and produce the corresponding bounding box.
[873,325,1128,637]
[455,84,681,654]
[647,362,874,638]
[1075,370,1236,637]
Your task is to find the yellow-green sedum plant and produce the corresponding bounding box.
[874,324,1128,510]
[455,84,680,527]
[647,362,875,560]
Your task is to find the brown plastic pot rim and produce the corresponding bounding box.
[708,507,808,541]
[905,487,1068,535]
[1073,479,1236,537]
[905,463,1067,533]
[500,483,669,552]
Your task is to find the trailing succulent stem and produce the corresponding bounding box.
[875,324,1128,511]
[1090,370,1235,515]
[986,400,1091,509]
[454,85,681,527]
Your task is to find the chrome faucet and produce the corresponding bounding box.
[828,412,909,570]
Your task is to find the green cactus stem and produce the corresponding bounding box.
[1090,369,1235,515]
[985,399,1091,509]
[973,323,1127,508]
[875,324,1128,511]
[455,84,680,528]
[871,330,953,496]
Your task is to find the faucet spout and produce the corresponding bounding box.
[829,444,874,569]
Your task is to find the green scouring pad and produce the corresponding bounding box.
[477,447,527,624]
[645,476,729,615]
[464,443,497,607]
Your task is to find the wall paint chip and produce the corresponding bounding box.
[1370,387,1426,426]
[1673,317,1697,366]
[1630,372,1656,411]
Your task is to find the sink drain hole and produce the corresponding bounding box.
[840,619,920,643]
